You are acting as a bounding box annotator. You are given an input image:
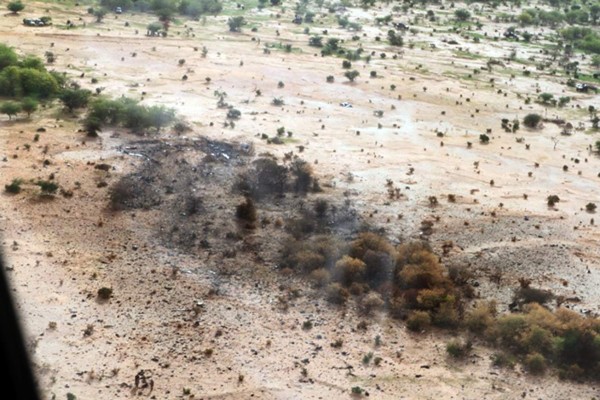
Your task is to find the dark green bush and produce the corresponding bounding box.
[4,178,23,194]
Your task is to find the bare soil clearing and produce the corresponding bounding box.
[1,2,599,399]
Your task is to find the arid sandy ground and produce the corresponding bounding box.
[1,1,600,399]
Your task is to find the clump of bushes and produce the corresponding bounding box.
[84,97,176,135]
[281,225,600,380]
[234,157,320,200]
[282,230,466,331]
[0,44,62,100]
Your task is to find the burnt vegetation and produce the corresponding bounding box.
[105,135,600,380]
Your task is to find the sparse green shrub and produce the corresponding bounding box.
[524,353,546,375]
[446,340,471,358]
[491,352,516,368]
[406,310,431,332]
[59,88,92,112]
[351,386,364,395]
[5,178,23,194]
[36,180,58,194]
[465,302,496,334]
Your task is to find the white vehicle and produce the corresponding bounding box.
[115,7,123,14]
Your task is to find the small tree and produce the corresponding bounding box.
[59,88,92,112]
[455,9,471,21]
[344,70,359,82]
[586,202,597,213]
[93,8,107,23]
[538,92,554,105]
[84,116,102,137]
[7,0,25,14]
[388,29,403,46]
[21,98,38,117]
[479,133,490,144]
[0,101,21,120]
[147,105,175,132]
[227,16,246,32]
[523,113,542,129]
[147,22,163,36]
[0,44,18,70]
[558,96,571,107]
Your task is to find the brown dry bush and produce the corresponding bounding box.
[348,232,395,260]
[333,256,366,286]
[325,282,349,304]
[109,175,162,210]
[524,353,547,375]
[362,249,394,287]
[235,157,288,199]
[280,235,343,272]
[487,314,528,350]
[432,300,461,328]
[294,250,325,273]
[309,268,330,287]
[415,288,450,311]
[395,249,448,290]
[361,292,384,315]
[236,197,257,225]
[464,302,496,334]
[290,159,318,193]
[513,286,554,308]
[285,215,317,239]
[523,326,554,355]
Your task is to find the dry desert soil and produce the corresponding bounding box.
[1,1,600,399]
